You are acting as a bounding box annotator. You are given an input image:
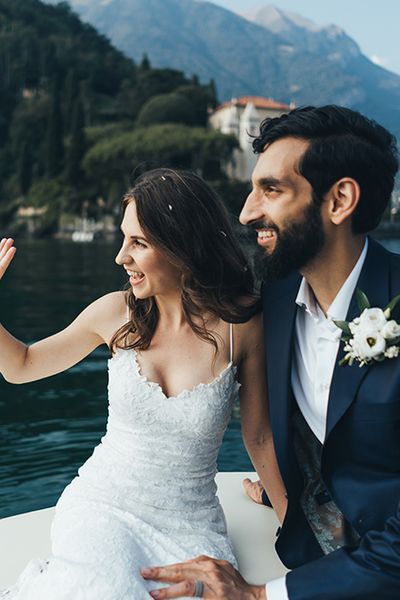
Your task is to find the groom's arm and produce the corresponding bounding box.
[285,499,400,599]
[141,502,400,599]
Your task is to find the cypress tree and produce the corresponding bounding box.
[208,78,218,109]
[65,96,85,187]
[18,141,32,196]
[64,69,79,134]
[46,79,64,177]
[140,53,151,71]
[41,40,57,88]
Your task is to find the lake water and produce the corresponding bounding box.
[1,237,399,518]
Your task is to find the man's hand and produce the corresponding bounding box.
[141,555,266,599]
[242,478,265,505]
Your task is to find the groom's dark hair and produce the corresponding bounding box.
[252,105,399,233]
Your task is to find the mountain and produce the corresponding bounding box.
[44,0,400,140]
[241,5,400,138]
[242,5,360,58]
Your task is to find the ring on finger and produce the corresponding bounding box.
[194,580,204,597]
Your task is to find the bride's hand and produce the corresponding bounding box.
[0,238,17,280]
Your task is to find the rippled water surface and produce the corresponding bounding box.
[0,239,253,517]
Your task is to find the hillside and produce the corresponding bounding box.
[0,0,235,234]
[48,0,400,141]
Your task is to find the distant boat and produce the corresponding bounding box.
[71,217,98,242]
[71,230,95,242]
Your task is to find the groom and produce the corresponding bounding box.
[141,105,400,599]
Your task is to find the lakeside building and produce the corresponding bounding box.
[208,96,293,181]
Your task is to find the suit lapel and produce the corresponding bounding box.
[325,238,391,439]
[263,273,301,491]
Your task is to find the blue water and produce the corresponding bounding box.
[1,237,399,518]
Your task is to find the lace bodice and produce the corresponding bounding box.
[77,347,240,512]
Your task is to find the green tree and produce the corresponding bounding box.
[64,68,79,133]
[133,68,188,110]
[174,85,214,127]
[65,96,85,187]
[140,53,151,71]
[18,141,31,195]
[40,40,57,87]
[136,93,196,127]
[46,80,64,177]
[10,95,49,180]
[207,78,218,109]
[83,124,237,183]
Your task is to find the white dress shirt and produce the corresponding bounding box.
[266,239,368,599]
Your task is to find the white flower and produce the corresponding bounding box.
[381,320,400,340]
[336,290,400,367]
[352,330,386,360]
[384,345,400,358]
[358,308,387,332]
[349,321,359,335]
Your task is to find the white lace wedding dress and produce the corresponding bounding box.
[2,329,240,599]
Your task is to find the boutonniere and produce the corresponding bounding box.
[334,289,400,367]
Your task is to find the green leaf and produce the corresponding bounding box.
[384,293,400,318]
[356,288,370,312]
[333,320,351,335]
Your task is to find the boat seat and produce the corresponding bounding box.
[0,472,288,588]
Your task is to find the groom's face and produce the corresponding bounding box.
[239,137,326,280]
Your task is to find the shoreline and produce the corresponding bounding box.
[2,222,400,242]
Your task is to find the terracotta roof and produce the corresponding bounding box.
[213,96,292,113]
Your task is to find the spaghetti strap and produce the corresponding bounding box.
[229,322,234,364]
[126,303,130,323]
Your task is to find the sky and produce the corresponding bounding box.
[210,0,400,75]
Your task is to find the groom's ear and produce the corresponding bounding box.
[327,177,360,226]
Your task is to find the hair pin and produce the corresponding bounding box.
[161,176,167,181]
[220,230,227,237]
[168,204,173,211]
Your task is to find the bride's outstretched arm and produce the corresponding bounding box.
[238,312,287,524]
[0,238,124,385]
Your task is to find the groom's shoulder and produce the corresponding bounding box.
[261,271,301,307]
[370,238,400,274]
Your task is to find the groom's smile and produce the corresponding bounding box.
[256,227,277,250]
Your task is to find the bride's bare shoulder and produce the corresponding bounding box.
[89,291,128,343]
[90,290,127,315]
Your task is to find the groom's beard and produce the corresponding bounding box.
[253,199,326,281]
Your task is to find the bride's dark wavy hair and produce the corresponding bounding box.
[110,168,260,355]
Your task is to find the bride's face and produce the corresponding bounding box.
[239,137,327,279]
[115,201,181,299]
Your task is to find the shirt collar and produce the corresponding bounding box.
[295,238,369,323]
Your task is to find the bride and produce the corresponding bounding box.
[0,169,286,599]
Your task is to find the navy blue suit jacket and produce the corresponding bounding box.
[262,238,400,599]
